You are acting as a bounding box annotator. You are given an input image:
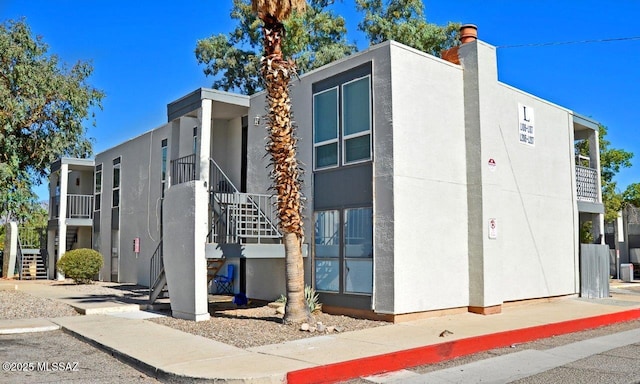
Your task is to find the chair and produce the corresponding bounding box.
[214,264,235,294]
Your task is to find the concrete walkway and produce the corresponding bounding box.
[2,280,640,383]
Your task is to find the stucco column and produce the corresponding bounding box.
[162,180,211,321]
[198,99,212,186]
[2,222,18,278]
[47,228,56,280]
[459,39,503,314]
[57,164,68,280]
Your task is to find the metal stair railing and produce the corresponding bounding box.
[208,158,281,244]
[171,154,197,185]
[149,240,165,302]
[16,227,48,280]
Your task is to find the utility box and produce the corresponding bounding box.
[621,263,634,282]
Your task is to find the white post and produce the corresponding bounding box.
[198,99,212,185]
[57,163,68,280]
[2,222,18,278]
[590,129,606,245]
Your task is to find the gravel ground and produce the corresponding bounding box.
[150,303,389,349]
[0,290,79,320]
[0,281,389,349]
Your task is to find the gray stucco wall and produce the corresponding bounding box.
[95,116,198,285]
[382,43,469,314]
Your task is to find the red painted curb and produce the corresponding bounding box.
[286,308,640,384]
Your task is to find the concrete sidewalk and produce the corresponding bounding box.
[2,280,640,383]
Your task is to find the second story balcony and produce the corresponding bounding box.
[576,165,598,203]
[170,153,197,185]
[52,194,94,220]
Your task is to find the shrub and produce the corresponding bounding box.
[57,248,103,284]
[277,285,323,314]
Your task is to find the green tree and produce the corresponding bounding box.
[0,19,103,222]
[355,0,460,56]
[576,124,633,222]
[623,183,640,207]
[196,0,355,94]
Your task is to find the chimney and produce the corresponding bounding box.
[459,24,478,44]
[441,24,478,65]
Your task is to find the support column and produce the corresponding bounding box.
[198,99,212,186]
[590,129,605,245]
[2,222,18,278]
[57,163,68,280]
[163,180,211,321]
[47,229,56,279]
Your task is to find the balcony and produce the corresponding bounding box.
[52,194,94,220]
[576,165,598,203]
[171,154,196,185]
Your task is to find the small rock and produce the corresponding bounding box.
[276,306,285,315]
[300,323,310,331]
[317,323,326,333]
[308,326,317,333]
[334,326,345,333]
[326,326,335,333]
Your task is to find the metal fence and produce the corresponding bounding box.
[171,154,197,185]
[576,165,598,203]
[580,243,610,299]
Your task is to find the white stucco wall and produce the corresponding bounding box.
[386,43,469,314]
[163,180,210,321]
[460,40,578,307]
[489,84,577,301]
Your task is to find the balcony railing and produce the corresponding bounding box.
[576,165,598,203]
[171,154,196,185]
[52,194,94,219]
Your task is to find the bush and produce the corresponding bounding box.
[277,285,323,314]
[57,248,103,284]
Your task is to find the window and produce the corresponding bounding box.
[192,127,198,154]
[112,157,121,208]
[344,207,373,294]
[161,139,167,197]
[313,75,371,170]
[314,210,340,292]
[342,77,372,164]
[314,207,373,295]
[94,164,102,211]
[313,88,339,169]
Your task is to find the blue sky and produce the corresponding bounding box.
[2,0,639,199]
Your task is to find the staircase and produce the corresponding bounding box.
[65,227,78,251]
[209,158,281,244]
[207,258,225,286]
[19,249,48,280]
[149,240,167,304]
[17,227,48,280]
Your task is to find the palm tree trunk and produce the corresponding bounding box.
[260,15,310,324]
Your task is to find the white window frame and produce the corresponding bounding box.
[313,86,339,170]
[341,75,372,166]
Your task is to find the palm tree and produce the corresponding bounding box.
[251,0,310,324]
